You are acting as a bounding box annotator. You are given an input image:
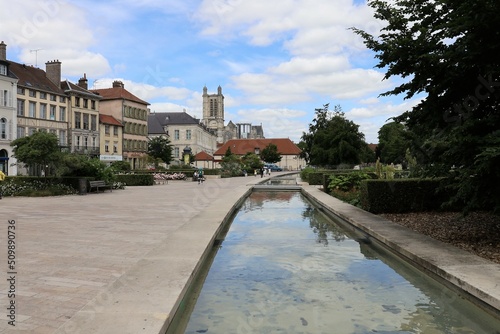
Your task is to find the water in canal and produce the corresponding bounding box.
[176,191,500,333]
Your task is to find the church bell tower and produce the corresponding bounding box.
[202,85,225,143]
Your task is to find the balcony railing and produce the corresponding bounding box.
[73,146,100,155]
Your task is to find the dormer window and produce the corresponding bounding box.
[0,64,7,76]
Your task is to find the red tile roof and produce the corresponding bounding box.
[368,143,378,152]
[214,138,301,156]
[99,114,123,126]
[195,151,214,161]
[92,87,150,105]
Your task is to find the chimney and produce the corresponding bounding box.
[112,80,124,88]
[0,41,6,61]
[45,60,62,86]
[78,73,88,90]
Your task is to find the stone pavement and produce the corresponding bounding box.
[0,175,264,334]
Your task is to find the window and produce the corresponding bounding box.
[29,101,36,117]
[0,64,7,76]
[17,126,25,138]
[91,100,96,110]
[1,118,6,139]
[40,103,47,119]
[17,87,24,95]
[91,115,96,131]
[174,147,179,158]
[105,140,109,152]
[174,129,179,140]
[17,99,25,116]
[28,127,36,136]
[84,136,88,148]
[105,125,110,135]
[186,130,191,140]
[50,94,56,101]
[113,142,118,153]
[59,130,66,146]
[75,135,81,147]
[75,97,80,107]
[59,107,66,121]
[40,92,46,99]
[92,137,97,148]
[113,126,118,136]
[59,96,66,103]
[50,105,56,120]
[74,112,81,129]
[83,99,88,108]
[1,90,11,107]
[29,90,36,97]
[83,113,89,130]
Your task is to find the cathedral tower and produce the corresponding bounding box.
[202,85,225,143]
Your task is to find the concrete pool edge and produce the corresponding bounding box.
[300,183,500,318]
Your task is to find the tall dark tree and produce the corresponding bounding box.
[353,0,500,212]
[301,104,368,167]
[147,136,173,166]
[377,122,409,164]
[260,143,282,164]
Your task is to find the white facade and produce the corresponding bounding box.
[0,50,18,176]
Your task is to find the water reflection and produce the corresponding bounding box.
[302,206,346,245]
[178,192,500,334]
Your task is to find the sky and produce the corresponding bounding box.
[0,0,422,144]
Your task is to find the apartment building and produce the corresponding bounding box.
[61,74,101,157]
[0,41,18,175]
[99,113,123,164]
[92,81,149,170]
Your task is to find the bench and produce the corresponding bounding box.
[89,180,112,193]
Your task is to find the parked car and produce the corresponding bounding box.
[264,164,283,171]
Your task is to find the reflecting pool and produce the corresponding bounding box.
[176,191,500,333]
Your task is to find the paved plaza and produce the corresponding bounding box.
[1,174,499,333]
[1,175,262,333]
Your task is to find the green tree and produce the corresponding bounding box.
[260,143,282,164]
[221,149,242,177]
[11,131,62,177]
[301,104,368,167]
[147,136,173,167]
[377,122,409,164]
[353,0,500,212]
[241,152,262,171]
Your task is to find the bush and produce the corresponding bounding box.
[299,167,315,182]
[114,174,154,186]
[360,178,452,213]
[0,178,77,197]
[328,172,372,193]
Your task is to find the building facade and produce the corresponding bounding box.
[99,114,123,164]
[0,41,18,175]
[62,74,101,157]
[9,58,68,175]
[213,138,305,171]
[148,111,217,166]
[92,81,149,170]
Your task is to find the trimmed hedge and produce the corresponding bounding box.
[115,174,154,186]
[360,178,451,213]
